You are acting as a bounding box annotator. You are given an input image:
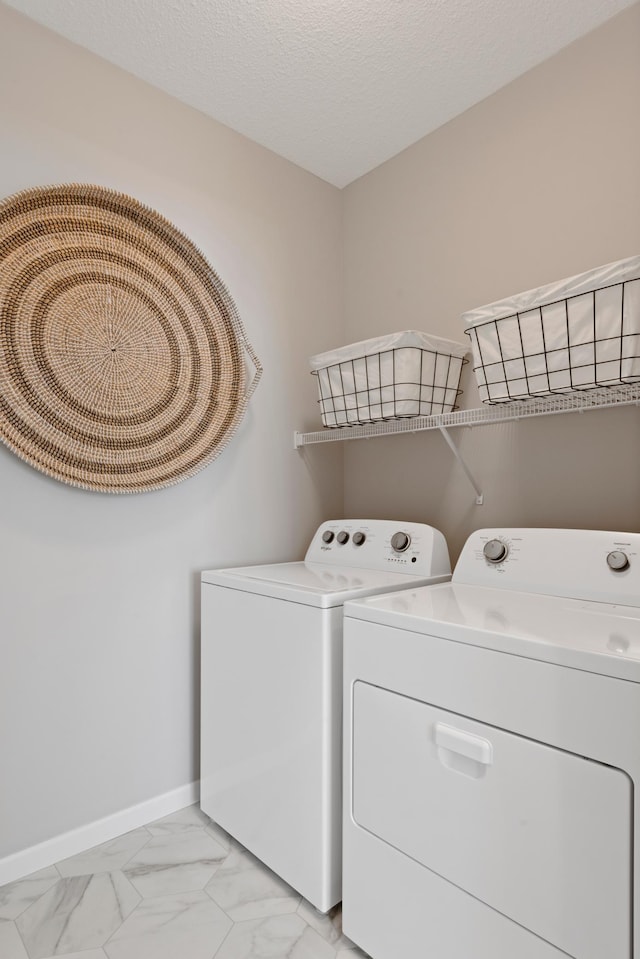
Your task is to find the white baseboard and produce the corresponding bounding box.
[0,780,200,887]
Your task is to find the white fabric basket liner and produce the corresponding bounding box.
[309,330,468,369]
[462,256,640,403]
[462,256,640,329]
[309,330,468,426]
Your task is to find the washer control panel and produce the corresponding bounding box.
[454,528,640,605]
[305,519,451,577]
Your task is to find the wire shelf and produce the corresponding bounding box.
[294,384,640,447]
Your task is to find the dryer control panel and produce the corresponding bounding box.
[305,519,451,578]
[454,527,640,606]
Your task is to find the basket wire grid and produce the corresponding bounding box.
[467,277,640,404]
[313,346,467,428]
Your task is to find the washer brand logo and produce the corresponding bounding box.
[321,546,331,551]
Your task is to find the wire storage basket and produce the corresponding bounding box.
[463,255,640,404]
[309,331,468,428]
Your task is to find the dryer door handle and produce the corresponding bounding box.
[434,723,493,766]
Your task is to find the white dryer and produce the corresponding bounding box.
[200,519,451,913]
[342,527,640,959]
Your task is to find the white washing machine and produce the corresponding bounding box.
[342,527,640,959]
[200,518,451,913]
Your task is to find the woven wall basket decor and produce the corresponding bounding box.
[0,184,262,493]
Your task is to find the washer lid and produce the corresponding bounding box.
[201,561,449,608]
[344,582,640,682]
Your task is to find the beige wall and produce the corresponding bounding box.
[0,4,343,864]
[343,2,640,560]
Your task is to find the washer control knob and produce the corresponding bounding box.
[391,531,411,553]
[336,531,350,545]
[483,539,508,564]
[322,531,334,544]
[607,550,630,572]
[352,532,366,546]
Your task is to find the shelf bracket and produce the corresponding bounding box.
[438,427,484,505]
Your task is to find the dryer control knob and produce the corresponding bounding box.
[352,532,366,546]
[607,550,630,572]
[483,539,508,564]
[336,531,350,545]
[391,531,411,552]
[322,531,335,544]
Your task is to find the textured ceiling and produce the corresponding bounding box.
[3,0,636,187]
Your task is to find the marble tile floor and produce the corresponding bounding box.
[0,805,371,959]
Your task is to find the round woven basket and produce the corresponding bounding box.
[0,183,262,493]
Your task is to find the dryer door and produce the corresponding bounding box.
[352,681,632,959]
